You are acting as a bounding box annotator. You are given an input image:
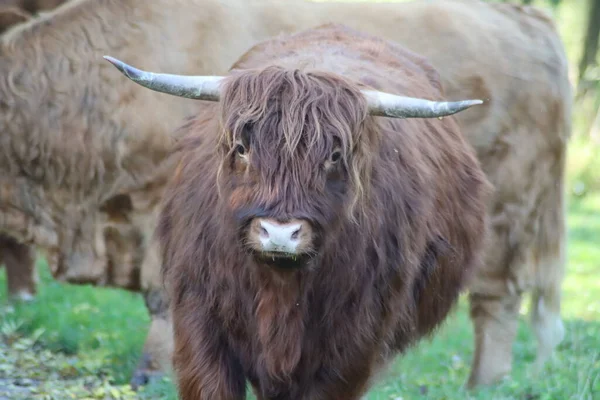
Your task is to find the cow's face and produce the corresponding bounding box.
[103,56,483,271]
[217,67,372,270]
[47,211,109,285]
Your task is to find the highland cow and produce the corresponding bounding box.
[106,24,490,399]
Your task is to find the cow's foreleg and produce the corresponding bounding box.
[129,222,177,389]
[467,291,522,388]
[0,234,37,302]
[172,302,246,400]
[130,288,174,389]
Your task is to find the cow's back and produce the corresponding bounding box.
[232,24,448,106]
[295,0,572,296]
[391,0,571,295]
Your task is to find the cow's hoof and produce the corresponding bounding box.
[129,369,164,391]
[8,291,36,303]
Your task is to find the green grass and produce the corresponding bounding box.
[0,264,150,380]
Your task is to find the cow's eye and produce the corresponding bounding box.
[330,150,342,164]
[235,144,247,157]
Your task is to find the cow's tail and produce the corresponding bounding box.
[529,247,566,375]
[531,8,572,373]
[529,113,569,376]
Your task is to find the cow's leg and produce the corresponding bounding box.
[529,255,565,376]
[468,250,565,388]
[127,215,177,389]
[0,234,37,302]
[130,288,174,389]
[171,302,246,400]
[467,290,523,388]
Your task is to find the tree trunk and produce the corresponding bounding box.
[590,104,600,144]
[578,0,600,83]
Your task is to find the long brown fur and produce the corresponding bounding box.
[158,24,490,399]
[0,0,188,296]
[0,0,148,303]
[0,0,70,302]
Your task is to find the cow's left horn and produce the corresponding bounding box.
[103,56,223,101]
[362,90,484,119]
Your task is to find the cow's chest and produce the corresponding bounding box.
[223,279,320,394]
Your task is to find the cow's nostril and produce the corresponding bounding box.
[291,228,301,240]
[260,226,269,237]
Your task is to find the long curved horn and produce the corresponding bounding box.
[362,89,484,119]
[103,56,484,117]
[103,56,223,101]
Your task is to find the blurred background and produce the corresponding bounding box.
[0,0,598,399]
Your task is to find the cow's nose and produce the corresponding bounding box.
[256,219,303,253]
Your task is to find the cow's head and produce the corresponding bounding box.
[104,56,482,270]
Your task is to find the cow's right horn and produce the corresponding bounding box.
[103,56,223,101]
[362,89,484,119]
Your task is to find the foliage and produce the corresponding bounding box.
[0,321,139,399]
[577,0,600,83]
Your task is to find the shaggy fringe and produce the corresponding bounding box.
[216,66,374,220]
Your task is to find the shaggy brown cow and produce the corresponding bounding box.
[0,0,570,389]
[106,23,490,399]
[0,0,145,303]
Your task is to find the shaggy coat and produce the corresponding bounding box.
[0,0,69,303]
[158,25,490,400]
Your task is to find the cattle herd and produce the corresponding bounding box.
[0,0,572,399]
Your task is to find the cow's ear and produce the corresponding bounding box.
[0,7,31,34]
